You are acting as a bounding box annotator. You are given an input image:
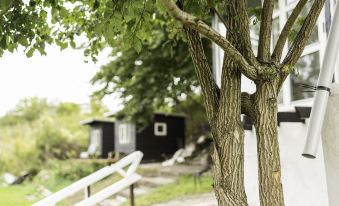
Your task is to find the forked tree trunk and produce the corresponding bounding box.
[253,80,285,206]
[161,0,325,205]
[210,60,248,205]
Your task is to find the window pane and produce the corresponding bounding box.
[287,0,318,47]
[278,89,284,104]
[291,52,320,101]
[250,20,260,55]
[272,18,280,48]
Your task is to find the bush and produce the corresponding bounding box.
[35,117,84,161]
[0,98,90,174]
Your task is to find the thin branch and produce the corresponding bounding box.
[211,8,227,28]
[184,27,220,124]
[160,0,258,80]
[283,0,325,66]
[272,0,308,62]
[258,0,274,62]
[222,0,258,66]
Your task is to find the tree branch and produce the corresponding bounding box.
[258,0,274,62]
[160,0,258,80]
[222,1,258,66]
[272,0,308,62]
[283,0,325,66]
[184,27,220,124]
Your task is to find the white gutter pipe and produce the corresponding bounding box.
[303,2,339,158]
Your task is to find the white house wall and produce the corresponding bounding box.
[244,123,329,206]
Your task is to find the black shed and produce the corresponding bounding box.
[80,119,115,158]
[114,113,186,160]
[81,113,185,161]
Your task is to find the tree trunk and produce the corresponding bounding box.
[211,125,248,206]
[253,80,285,206]
[210,56,248,205]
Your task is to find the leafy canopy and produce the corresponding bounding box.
[0,0,236,59]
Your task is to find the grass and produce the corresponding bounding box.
[0,185,38,206]
[125,174,213,206]
[0,160,212,206]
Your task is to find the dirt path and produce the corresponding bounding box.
[152,193,217,206]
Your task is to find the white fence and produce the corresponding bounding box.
[33,151,143,206]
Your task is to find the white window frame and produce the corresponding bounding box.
[272,0,327,107]
[88,127,102,155]
[119,124,131,144]
[212,0,329,108]
[154,122,167,136]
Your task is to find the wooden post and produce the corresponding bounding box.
[84,186,91,199]
[130,184,135,206]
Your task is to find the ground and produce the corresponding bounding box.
[0,162,215,206]
[154,193,217,206]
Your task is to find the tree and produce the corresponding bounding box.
[0,0,326,205]
[91,17,209,138]
[91,21,198,122]
[157,1,325,205]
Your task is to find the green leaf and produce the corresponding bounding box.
[133,38,142,53]
[0,37,6,49]
[26,48,35,58]
[19,36,29,47]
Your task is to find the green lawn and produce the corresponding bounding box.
[124,174,213,206]
[0,174,213,206]
[0,185,37,206]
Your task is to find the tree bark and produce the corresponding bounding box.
[185,26,248,206]
[211,125,248,206]
[210,57,248,205]
[253,80,285,206]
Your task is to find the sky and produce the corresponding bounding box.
[0,45,122,116]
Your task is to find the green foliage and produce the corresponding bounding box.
[34,117,84,161]
[56,102,81,115]
[0,0,230,60]
[0,97,107,174]
[33,159,107,191]
[0,0,54,57]
[91,13,203,124]
[89,96,108,116]
[173,94,209,140]
[0,97,48,125]
[15,97,49,122]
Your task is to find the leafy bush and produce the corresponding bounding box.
[33,159,107,191]
[34,117,84,161]
[0,97,107,174]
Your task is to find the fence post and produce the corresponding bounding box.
[130,184,135,206]
[84,186,91,199]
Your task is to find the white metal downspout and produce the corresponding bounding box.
[303,2,339,158]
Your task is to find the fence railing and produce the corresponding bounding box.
[32,151,143,206]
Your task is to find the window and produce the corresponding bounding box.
[287,0,319,48]
[154,122,167,136]
[212,0,327,105]
[119,124,131,144]
[291,52,321,100]
[88,127,102,155]
[271,0,326,105]
[272,18,280,48]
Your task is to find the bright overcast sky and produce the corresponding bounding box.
[0,45,121,116]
